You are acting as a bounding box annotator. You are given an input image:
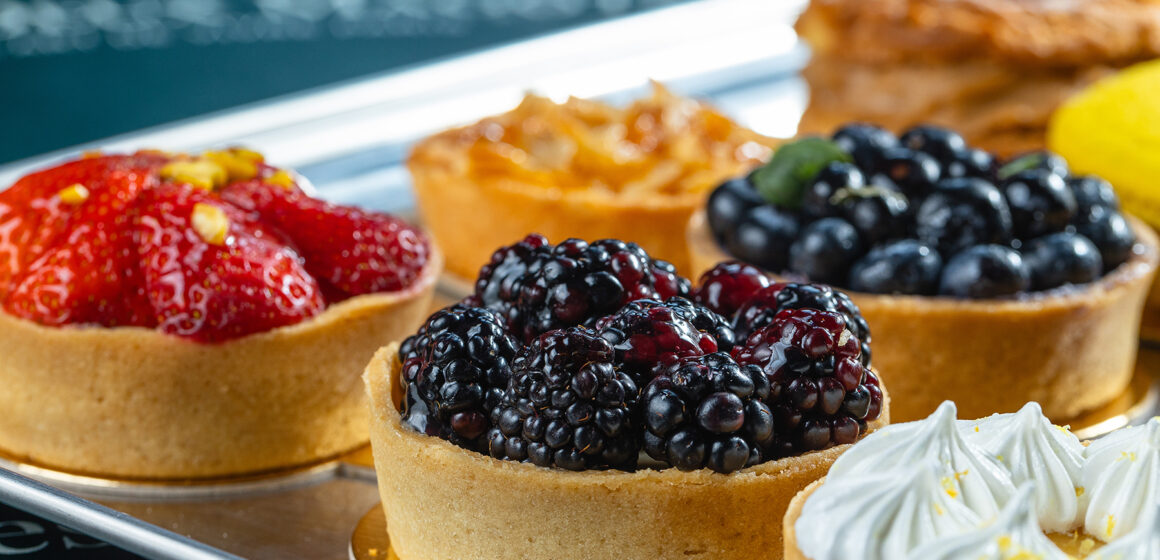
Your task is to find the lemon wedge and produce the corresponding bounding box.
[1048,59,1160,228]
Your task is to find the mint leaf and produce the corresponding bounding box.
[751,138,852,209]
[997,153,1045,180]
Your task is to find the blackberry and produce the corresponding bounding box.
[694,261,772,319]
[399,304,518,450]
[642,353,773,473]
[471,233,551,326]
[487,327,639,471]
[473,235,682,342]
[733,283,871,366]
[596,297,735,385]
[732,308,882,457]
[650,258,693,301]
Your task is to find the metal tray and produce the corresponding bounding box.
[1,2,1157,558]
[0,2,810,559]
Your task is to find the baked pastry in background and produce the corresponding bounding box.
[408,83,778,279]
[0,150,440,479]
[795,0,1160,156]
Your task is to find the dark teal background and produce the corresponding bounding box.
[0,0,690,164]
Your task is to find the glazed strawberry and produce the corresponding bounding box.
[134,184,324,342]
[1,154,167,325]
[220,180,429,300]
[1,150,427,342]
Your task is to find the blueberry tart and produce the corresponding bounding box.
[688,124,1159,423]
[364,235,889,559]
[407,84,777,279]
[784,401,1160,559]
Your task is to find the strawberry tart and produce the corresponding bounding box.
[0,150,440,479]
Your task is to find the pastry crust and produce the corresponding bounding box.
[687,210,1159,423]
[0,247,442,480]
[364,343,890,560]
[797,54,1112,156]
[796,0,1160,67]
[408,87,778,279]
[794,0,1160,155]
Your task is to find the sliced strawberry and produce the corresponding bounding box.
[220,179,429,300]
[2,154,166,325]
[133,184,324,342]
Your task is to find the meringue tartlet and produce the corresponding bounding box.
[784,401,1160,559]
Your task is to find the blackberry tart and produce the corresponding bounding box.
[687,124,1158,423]
[364,235,889,559]
[0,150,441,479]
[407,84,777,279]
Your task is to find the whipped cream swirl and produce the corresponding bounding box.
[905,484,1070,560]
[959,402,1085,532]
[1091,502,1160,560]
[1083,417,1160,541]
[795,459,980,560]
[829,401,1015,517]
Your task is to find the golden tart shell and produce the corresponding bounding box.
[0,247,442,480]
[407,87,777,279]
[364,343,890,560]
[688,210,1160,423]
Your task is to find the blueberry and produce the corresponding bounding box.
[944,148,996,180]
[802,161,865,220]
[998,150,1069,180]
[1075,207,1137,272]
[938,245,1030,298]
[832,123,899,170]
[899,125,967,163]
[1023,233,1103,290]
[848,240,943,295]
[834,188,910,245]
[876,147,941,200]
[707,177,765,246]
[1067,175,1120,219]
[727,206,800,272]
[916,177,1013,256]
[788,218,865,285]
[1001,169,1077,239]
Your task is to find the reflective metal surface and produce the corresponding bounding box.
[1,1,1156,558]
